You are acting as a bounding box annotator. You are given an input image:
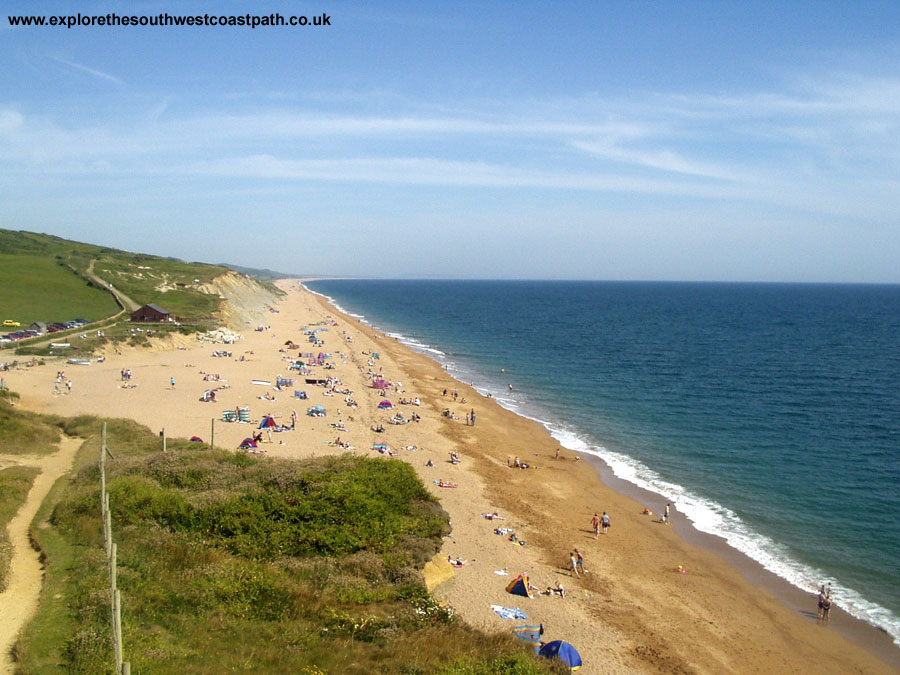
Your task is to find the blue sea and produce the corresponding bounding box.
[304,280,900,644]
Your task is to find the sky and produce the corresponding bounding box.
[2,1,900,282]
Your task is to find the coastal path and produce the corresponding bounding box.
[86,259,140,312]
[0,436,82,674]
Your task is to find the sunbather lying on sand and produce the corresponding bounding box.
[436,479,457,488]
[542,582,566,598]
[447,556,469,567]
[481,512,505,520]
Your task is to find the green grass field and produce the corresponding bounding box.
[0,254,120,327]
[9,409,560,674]
[0,229,241,323]
[0,465,40,592]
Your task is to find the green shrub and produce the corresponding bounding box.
[15,414,554,674]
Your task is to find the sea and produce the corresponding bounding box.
[304,279,900,645]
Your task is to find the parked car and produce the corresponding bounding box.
[50,322,68,331]
[3,320,20,327]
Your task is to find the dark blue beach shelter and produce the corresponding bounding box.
[539,640,582,670]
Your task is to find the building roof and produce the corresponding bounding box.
[143,304,170,314]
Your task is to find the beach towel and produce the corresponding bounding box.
[494,569,509,576]
[490,605,528,620]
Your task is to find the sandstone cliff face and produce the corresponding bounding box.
[197,272,283,329]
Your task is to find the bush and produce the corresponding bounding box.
[16,415,554,674]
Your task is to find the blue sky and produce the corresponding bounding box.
[2,1,900,281]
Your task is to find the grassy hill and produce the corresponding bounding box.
[0,253,121,327]
[0,229,240,324]
[0,397,559,674]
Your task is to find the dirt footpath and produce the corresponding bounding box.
[0,436,82,674]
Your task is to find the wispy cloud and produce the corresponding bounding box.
[2,64,900,224]
[569,140,745,181]
[49,56,124,86]
[189,154,747,200]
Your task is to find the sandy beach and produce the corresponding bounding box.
[4,280,898,674]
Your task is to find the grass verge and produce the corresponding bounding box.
[0,465,40,591]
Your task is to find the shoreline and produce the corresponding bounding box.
[4,279,897,673]
[585,454,900,669]
[304,280,900,670]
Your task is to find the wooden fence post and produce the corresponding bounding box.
[162,427,166,452]
[210,418,215,450]
[98,423,126,674]
[114,589,123,673]
[105,503,112,556]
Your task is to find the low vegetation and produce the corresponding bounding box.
[0,465,40,591]
[9,409,558,674]
[92,255,226,319]
[0,395,62,455]
[14,321,208,358]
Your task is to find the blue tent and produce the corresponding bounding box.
[539,641,582,671]
[505,573,532,598]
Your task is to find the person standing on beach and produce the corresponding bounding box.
[170,376,175,389]
[470,409,476,426]
[601,511,611,534]
[591,513,601,538]
[574,548,588,574]
[569,551,580,577]
[664,503,671,525]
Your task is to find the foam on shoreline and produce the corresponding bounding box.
[304,281,900,648]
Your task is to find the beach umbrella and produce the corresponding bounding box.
[378,399,393,409]
[539,641,582,670]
